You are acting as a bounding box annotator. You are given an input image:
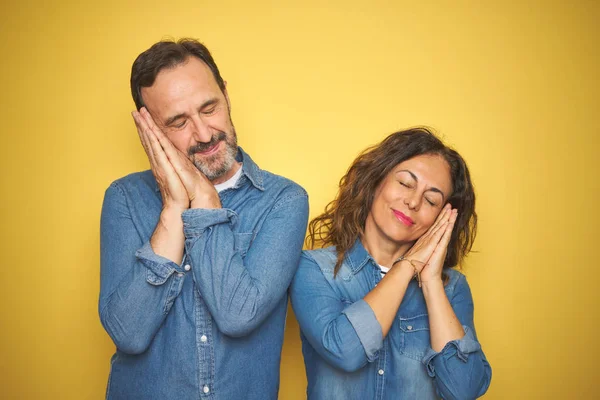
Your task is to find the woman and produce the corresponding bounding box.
[290,127,492,399]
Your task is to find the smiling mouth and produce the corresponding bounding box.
[195,140,221,156]
[392,209,414,226]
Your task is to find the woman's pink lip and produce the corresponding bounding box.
[392,209,414,226]
[196,140,221,156]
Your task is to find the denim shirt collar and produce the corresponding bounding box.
[153,146,264,193]
[235,147,264,191]
[345,238,375,274]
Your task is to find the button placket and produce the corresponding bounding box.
[374,337,387,399]
[194,290,215,398]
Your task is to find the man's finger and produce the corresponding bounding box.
[145,123,172,168]
[132,111,150,151]
[132,111,159,166]
[139,109,197,174]
[139,108,186,168]
[141,108,174,146]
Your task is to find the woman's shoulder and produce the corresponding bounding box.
[445,267,464,280]
[301,247,340,273]
[299,246,346,279]
[444,268,469,292]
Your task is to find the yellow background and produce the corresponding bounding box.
[1,1,598,398]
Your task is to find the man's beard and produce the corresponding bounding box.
[187,129,238,181]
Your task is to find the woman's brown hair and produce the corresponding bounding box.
[307,127,477,276]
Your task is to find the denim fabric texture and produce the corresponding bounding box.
[290,239,492,400]
[99,148,309,400]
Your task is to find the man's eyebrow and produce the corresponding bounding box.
[397,169,446,201]
[199,98,218,111]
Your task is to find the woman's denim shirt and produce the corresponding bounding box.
[290,240,492,399]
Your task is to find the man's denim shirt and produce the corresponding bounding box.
[99,148,309,400]
[290,240,492,400]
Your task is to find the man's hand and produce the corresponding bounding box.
[138,108,221,210]
[132,109,189,213]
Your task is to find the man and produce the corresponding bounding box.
[99,38,309,400]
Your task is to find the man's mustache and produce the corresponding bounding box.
[188,132,227,156]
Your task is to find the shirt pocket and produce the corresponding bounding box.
[398,313,430,361]
[234,232,254,257]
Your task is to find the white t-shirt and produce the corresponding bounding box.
[378,264,390,278]
[214,164,243,193]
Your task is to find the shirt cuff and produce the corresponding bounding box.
[422,325,481,376]
[135,241,184,285]
[182,208,238,236]
[342,299,383,362]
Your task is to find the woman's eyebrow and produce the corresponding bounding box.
[425,187,445,202]
[396,169,419,182]
[397,169,445,201]
[397,169,418,181]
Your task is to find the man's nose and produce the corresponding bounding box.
[190,115,212,143]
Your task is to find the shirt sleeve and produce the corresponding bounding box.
[183,188,309,337]
[99,182,187,355]
[290,252,383,373]
[422,274,492,399]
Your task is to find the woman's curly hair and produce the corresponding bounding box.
[307,127,477,276]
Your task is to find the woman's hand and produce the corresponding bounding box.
[397,204,455,281]
[420,208,458,284]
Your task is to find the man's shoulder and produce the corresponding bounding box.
[106,170,157,197]
[259,169,308,201]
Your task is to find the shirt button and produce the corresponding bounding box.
[378,369,384,375]
[177,273,184,278]
[184,264,191,271]
[200,335,207,343]
[407,325,413,330]
[203,385,210,394]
